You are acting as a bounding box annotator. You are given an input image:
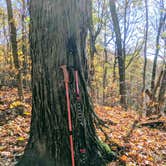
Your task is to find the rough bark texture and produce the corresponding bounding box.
[109,0,127,107]
[17,0,110,166]
[6,0,24,100]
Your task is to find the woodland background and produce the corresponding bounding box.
[0,0,166,165]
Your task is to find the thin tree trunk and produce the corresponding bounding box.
[103,47,108,105]
[2,13,8,66]
[142,0,148,92]
[151,12,166,91]
[158,56,166,113]
[103,19,108,105]
[123,0,127,63]
[109,0,127,107]
[21,0,28,88]
[113,44,117,83]
[6,0,24,100]
[88,0,96,98]
[88,0,104,98]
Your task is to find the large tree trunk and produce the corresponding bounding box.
[6,0,24,100]
[17,0,109,166]
[109,0,127,107]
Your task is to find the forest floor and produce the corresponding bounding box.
[0,88,166,166]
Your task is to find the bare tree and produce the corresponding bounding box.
[151,0,166,92]
[142,0,149,92]
[6,0,24,100]
[109,0,127,107]
[88,0,105,96]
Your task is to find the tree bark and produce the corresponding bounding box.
[2,12,8,66]
[21,0,28,87]
[103,19,108,105]
[109,0,127,107]
[123,0,128,63]
[142,0,148,93]
[158,64,166,112]
[6,0,24,100]
[151,10,166,91]
[88,0,104,99]
[17,0,110,166]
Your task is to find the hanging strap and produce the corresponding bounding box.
[74,70,87,165]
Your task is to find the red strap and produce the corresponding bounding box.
[80,149,86,153]
[61,65,75,166]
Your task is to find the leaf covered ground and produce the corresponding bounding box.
[0,88,166,166]
[95,106,166,165]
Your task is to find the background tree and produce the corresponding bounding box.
[6,0,23,100]
[151,0,166,92]
[142,0,149,93]
[88,0,105,98]
[21,0,29,87]
[109,0,127,107]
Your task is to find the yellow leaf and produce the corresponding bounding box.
[17,137,25,141]
[10,101,24,109]
[23,111,31,116]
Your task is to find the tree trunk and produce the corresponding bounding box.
[88,0,104,99]
[151,11,166,91]
[2,11,12,68]
[103,20,108,105]
[2,13,8,66]
[158,64,166,112]
[17,0,110,166]
[142,0,148,93]
[88,0,97,98]
[6,0,24,100]
[123,0,127,63]
[21,0,28,88]
[103,48,108,105]
[113,45,117,83]
[109,0,127,107]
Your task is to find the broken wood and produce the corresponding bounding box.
[138,120,165,129]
